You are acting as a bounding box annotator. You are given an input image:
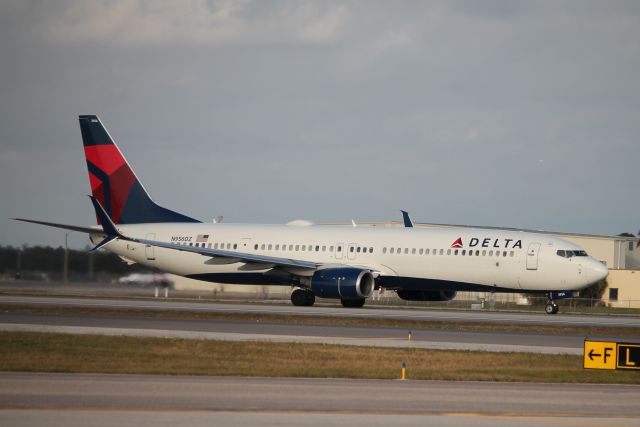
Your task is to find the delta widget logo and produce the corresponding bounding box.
[451,238,463,248]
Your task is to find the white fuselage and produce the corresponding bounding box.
[94,223,608,294]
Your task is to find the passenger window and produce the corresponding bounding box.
[357,247,361,253]
[455,250,459,255]
[267,244,271,250]
[383,248,387,254]
[337,246,342,252]
[275,244,279,250]
[510,251,514,257]
[254,244,258,250]
[208,243,212,248]
[369,247,374,253]
[489,250,493,256]
[390,248,395,254]
[316,245,320,252]
[322,246,326,252]
[302,246,306,251]
[233,244,237,249]
[404,248,408,254]
[295,245,299,251]
[475,250,479,256]
[412,248,416,254]
[482,250,486,256]
[350,246,355,253]
[419,249,423,255]
[261,244,266,250]
[308,245,312,251]
[289,245,294,251]
[330,246,334,252]
[440,249,444,255]
[462,250,466,255]
[557,250,565,257]
[189,243,193,246]
[503,251,507,257]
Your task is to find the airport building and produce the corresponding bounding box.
[173,221,640,308]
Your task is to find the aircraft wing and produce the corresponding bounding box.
[135,237,320,269]
[14,197,320,270]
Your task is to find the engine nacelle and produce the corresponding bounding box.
[310,268,375,300]
[396,290,457,302]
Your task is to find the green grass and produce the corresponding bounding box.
[1,331,639,384]
[2,304,639,337]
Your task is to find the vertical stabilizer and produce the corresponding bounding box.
[79,115,200,225]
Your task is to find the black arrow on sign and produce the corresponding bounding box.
[589,349,602,360]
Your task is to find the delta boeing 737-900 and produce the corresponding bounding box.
[14,115,608,314]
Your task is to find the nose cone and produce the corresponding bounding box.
[589,260,609,283]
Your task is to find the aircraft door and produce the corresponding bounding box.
[145,233,156,261]
[335,243,344,260]
[526,242,540,270]
[347,243,357,260]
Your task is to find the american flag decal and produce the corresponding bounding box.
[196,234,209,243]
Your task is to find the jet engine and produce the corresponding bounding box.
[396,290,457,301]
[310,268,375,300]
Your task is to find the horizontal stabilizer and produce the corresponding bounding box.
[12,218,101,234]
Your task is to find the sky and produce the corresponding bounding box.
[1,0,639,249]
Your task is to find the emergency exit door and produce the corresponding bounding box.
[526,242,540,270]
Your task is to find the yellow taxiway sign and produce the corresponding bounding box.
[583,340,616,370]
[584,340,640,371]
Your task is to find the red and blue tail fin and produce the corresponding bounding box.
[79,115,200,225]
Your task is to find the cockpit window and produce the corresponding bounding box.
[557,249,588,258]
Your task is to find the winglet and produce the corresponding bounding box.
[401,210,414,228]
[89,195,125,250]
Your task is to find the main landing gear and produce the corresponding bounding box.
[545,294,559,315]
[291,289,315,307]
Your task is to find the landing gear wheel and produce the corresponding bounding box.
[341,298,365,308]
[291,289,315,307]
[545,302,559,315]
[305,292,316,306]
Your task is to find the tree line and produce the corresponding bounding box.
[0,245,150,277]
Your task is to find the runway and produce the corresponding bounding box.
[2,295,639,328]
[0,373,638,427]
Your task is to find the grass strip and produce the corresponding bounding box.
[1,331,639,384]
[2,304,639,337]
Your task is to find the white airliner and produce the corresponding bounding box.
[15,115,608,314]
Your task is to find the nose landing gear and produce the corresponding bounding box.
[545,294,559,315]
